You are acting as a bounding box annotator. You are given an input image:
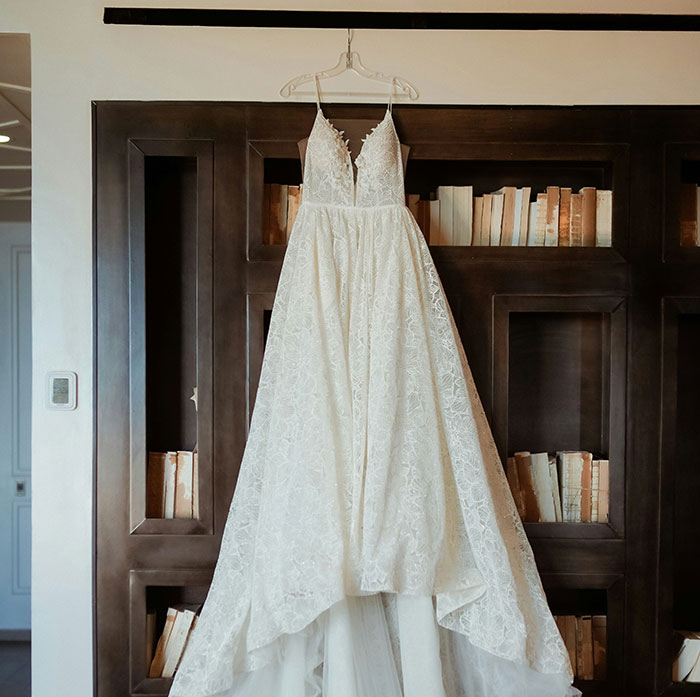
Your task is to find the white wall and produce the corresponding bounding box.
[2,1,700,694]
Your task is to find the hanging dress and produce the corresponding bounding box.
[168,78,583,697]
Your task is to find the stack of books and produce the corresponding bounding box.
[673,631,700,682]
[146,451,199,519]
[505,451,609,523]
[147,603,202,678]
[680,181,700,246]
[262,183,303,244]
[407,185,613,247]
[554,614,607,680]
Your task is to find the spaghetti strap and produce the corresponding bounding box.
[388,77,396,113]
[314,73,322,111]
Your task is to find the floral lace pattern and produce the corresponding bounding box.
[168,107,578,697]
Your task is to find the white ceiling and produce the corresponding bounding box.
[0,34,31,222]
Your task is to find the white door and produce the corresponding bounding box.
[0,222,31,631]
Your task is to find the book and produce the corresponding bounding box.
[556,615,578,675]
[472,196,484,246]
[579,186,597,247]
[481,194,493,246]
[429,199,441,244]
[596,190,613,247]
[531,452,557,522]
[163,451,179,519]
[176,614,200,673]
[680,182,700,247]
[146,452,166,518]
[674,630,700,682]
[597,459,610,523]
[146,611,157,669]
[174,450,194,519]
[548,454,563,522]
[518,186,532,246]
[527,198,539,246]
[506,456,526,518]
[453,186,473,245]
[592,615,607,679]
[570,193,584,246]
[591,458,600,523]
[490,191,504,246]
[545,186,560,246]
[514,451,540,522]
[493,186,517,246]
[263,183,288,245]
[192,451,199,519]
[576,615,594,680]
[558,451,584,522]
[161,606,198,678]
[436,186,454,245]
[414,199,430,243]
[580,451,593,523]
[535,192,548,246]
[149,607,177,677]
[286,185,301,240]
[558,187,572,246]
[511,188,523,246]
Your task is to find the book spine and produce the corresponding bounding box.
[472,196,483,246]
[519,187,532,246]
[452,186,473,245]
[511,187,523,246]
[286,185,301,240]
[580,451,593,523]
[570,193,584,246]
[549,454,563,522]
[192,451,199,519]
[591,459,600,523]
[174,451,194,519]
[146,452,167,518]
[580,186,597,247]
[514,451,540,522]
[481,194,493,246]
[581,615,594,680]
[163,451,178,519]
[437,186,454,245]
[597,459,610,523]
[531,452,557,522]
[592,615,607,680]
[490,192,504,246]
[545,186,560,246]
[429,199,441,245]
[149,607,177,677]
[506,456,526,518]
[500,186,516,246]
[558,187,572,246]
[595,190,613,247]
[535,193,548,246]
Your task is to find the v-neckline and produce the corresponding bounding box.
[316,108,393,169]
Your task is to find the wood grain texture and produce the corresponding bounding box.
[94,102,700,697]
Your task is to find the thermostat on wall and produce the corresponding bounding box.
[47,371,77,410]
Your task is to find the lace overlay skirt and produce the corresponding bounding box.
[168,204,581,697]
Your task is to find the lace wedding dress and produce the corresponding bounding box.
[168,80,582,697]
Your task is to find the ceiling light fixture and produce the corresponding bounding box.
[0,135,10,143]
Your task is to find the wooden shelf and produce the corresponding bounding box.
[94,102,700,697]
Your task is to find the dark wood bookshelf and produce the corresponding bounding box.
[94,102,700,697]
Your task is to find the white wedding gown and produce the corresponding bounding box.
[168,81,582,697]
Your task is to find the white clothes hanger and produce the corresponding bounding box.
[279,29,419,101]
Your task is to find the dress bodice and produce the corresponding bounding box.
[301,78,406,209]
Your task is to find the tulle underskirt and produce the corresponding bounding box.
[209,593,581,697]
